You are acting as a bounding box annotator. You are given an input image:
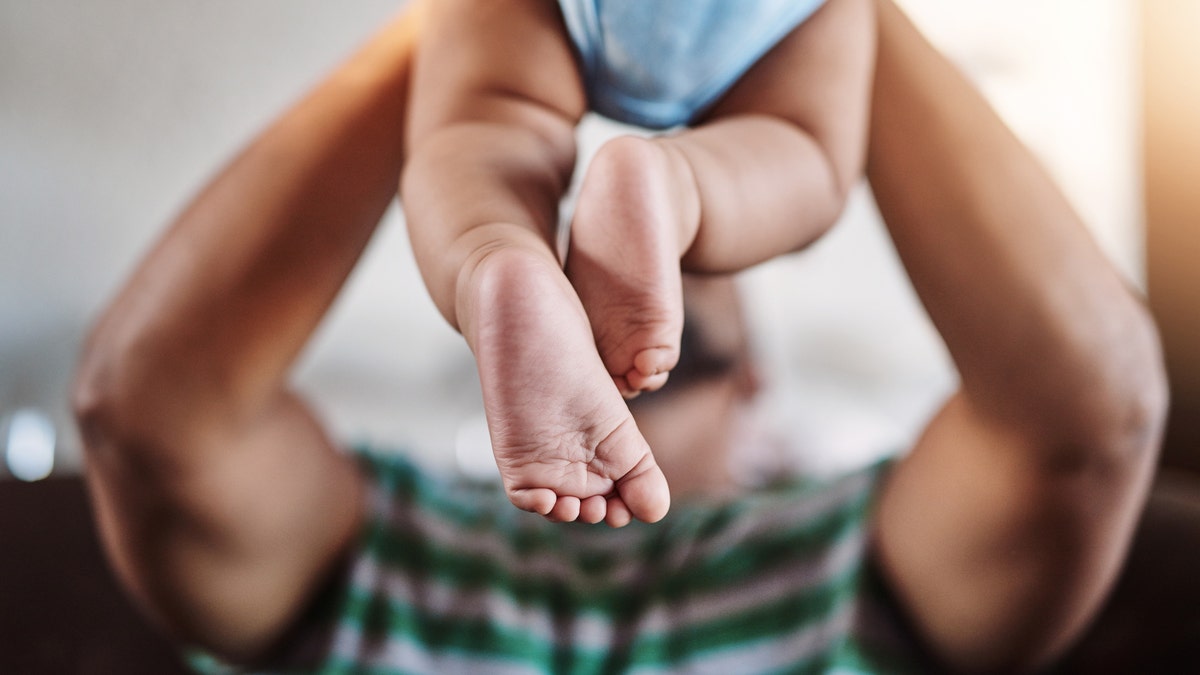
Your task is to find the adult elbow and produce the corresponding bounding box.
[1100,310,1169,462]
[1119,361,1168,459]
[72,335,132,462]
[71,326,170,473]
[1060,308,1169,479]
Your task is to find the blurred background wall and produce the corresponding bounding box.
[0,0,1147,481]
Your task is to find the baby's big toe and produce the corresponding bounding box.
[623,346,677,392]
[616,457,671,524]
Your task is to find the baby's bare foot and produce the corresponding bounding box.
[463,245,670,526]
[567,136,700,396]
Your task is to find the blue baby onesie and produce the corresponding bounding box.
[557,0,829,129]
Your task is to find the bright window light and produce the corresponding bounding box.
[5,408,56,482]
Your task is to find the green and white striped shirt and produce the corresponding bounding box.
[193,449,924,674]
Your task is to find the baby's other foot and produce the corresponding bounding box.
[567,136,699,396]
[463,244,670,526]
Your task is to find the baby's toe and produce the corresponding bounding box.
[579,495,608,524]
[604,498,633,528]
[546,496,582,523]
[626,369,670,393]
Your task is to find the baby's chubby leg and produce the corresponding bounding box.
[401,0,668,525]
[679,0,876,267]
[566,137,701,396]
[568,0,875,392]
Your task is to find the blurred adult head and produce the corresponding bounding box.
[629,274,763,497]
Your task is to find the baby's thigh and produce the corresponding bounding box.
[407,0,586,137]
[702,0,876,172]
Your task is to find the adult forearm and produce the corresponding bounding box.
[73,16,415,453]
[867,1,1166,454]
